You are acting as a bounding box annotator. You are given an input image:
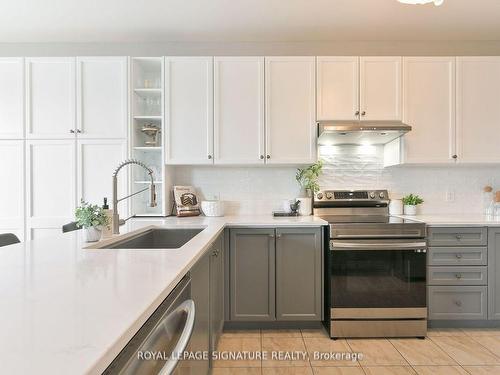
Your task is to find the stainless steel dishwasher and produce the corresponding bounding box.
[103,275,195,375]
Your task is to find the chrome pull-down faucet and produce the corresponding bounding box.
[112,159,157,235]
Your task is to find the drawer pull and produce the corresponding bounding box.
[455,234,462,240]
[455,253,463,259]
[454,300,463,307]
[455,273,462,279]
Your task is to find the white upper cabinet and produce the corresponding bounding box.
[26,58,76,139]
[165,57,214,165]
[77,139,128,218]
[456,57,500,163]
[26,139,76,240]
[316,57,359,121]
[265,57,317,164]
[0,141,24,240]
[76,57,128,139]
[214,57,265,164]
[402,57,456,164]
[360,57,402,121]
[0,58,24,139]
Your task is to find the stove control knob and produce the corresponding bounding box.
[316,193,324,200]
[379,192,385,199]
[369,192,376,199]
[326,192,333,199]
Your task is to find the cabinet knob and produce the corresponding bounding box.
[455,273,462,279]
[269,234,275,238]
[260,155,264,160]
[355,111,360,116]
[212,249,219,257]
[69,129,75,133]
[454,300,462,307]
[276,234,282,238]
[266,155,270,159]
[208,155,212,160]
[76,129,82,134]
[456,234,462,240]
[452,155,458,159]
[455,253,463,259]
[361,111,366,116]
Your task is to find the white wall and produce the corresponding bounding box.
[172,145,499,216]
[3,41,500,57]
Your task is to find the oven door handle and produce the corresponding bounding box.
[330,240,427,251]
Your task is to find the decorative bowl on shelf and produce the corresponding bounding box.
[140,123,161,146]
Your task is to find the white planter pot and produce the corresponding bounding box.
[84,227,102,242]
[297,197,312,216]
[404,205,418,216]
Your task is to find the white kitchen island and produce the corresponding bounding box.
[0,215,326,375]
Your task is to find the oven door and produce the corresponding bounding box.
[330,239,427,316]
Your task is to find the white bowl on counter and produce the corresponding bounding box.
[201,200,225,217]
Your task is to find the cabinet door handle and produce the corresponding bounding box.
[266,155,270,159]
[260,155,264,160]
[208,155,212,160]
[69,129,75,133]
[361,111,366,116]
[355,111,360,116]
[76,129,82,134]
[452,154,458,159]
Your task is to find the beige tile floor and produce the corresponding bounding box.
[212,328,500,375]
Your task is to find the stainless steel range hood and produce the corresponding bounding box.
[317,121,412,146]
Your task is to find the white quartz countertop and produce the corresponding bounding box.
[397,214,500,227]
[0,215,326,375]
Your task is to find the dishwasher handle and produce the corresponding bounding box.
[159,299,196,375]
[330,240,427,251]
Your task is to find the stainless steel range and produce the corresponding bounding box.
[314,189,428,339]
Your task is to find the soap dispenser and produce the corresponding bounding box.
[101,197,113,239]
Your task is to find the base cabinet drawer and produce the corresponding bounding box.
[428,227,487,247]
[428,286,487,320]
[428,266,488,286]
[428,247,487,266]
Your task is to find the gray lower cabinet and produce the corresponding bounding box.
[190,249,210,375]
[428,227,487,247]
[427,226,491,322]
[229,228,276,321]
[209,234,224,352]
[276,227,322,321]
[428,286,488,320]
[488,228,500,320]
[228,227,323,322]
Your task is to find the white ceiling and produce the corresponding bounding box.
[2,0,500,43]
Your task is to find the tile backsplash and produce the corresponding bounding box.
[171,145,499,215]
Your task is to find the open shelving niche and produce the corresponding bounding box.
[130,57,166,217]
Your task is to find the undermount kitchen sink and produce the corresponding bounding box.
[104,228,204,249]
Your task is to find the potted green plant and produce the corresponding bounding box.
[75,200,110,242]
[295,161,323,215]
[402,194,424,216]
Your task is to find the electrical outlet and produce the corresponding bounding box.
[445,190,455,202]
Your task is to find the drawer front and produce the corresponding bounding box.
[428,227,487,247]
[428,247,487,266]
[428,266,488,286]
[428,286,487,320]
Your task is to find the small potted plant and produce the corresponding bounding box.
[402,194,424,216]
[75,200,110,242]
[295,160,323,215]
